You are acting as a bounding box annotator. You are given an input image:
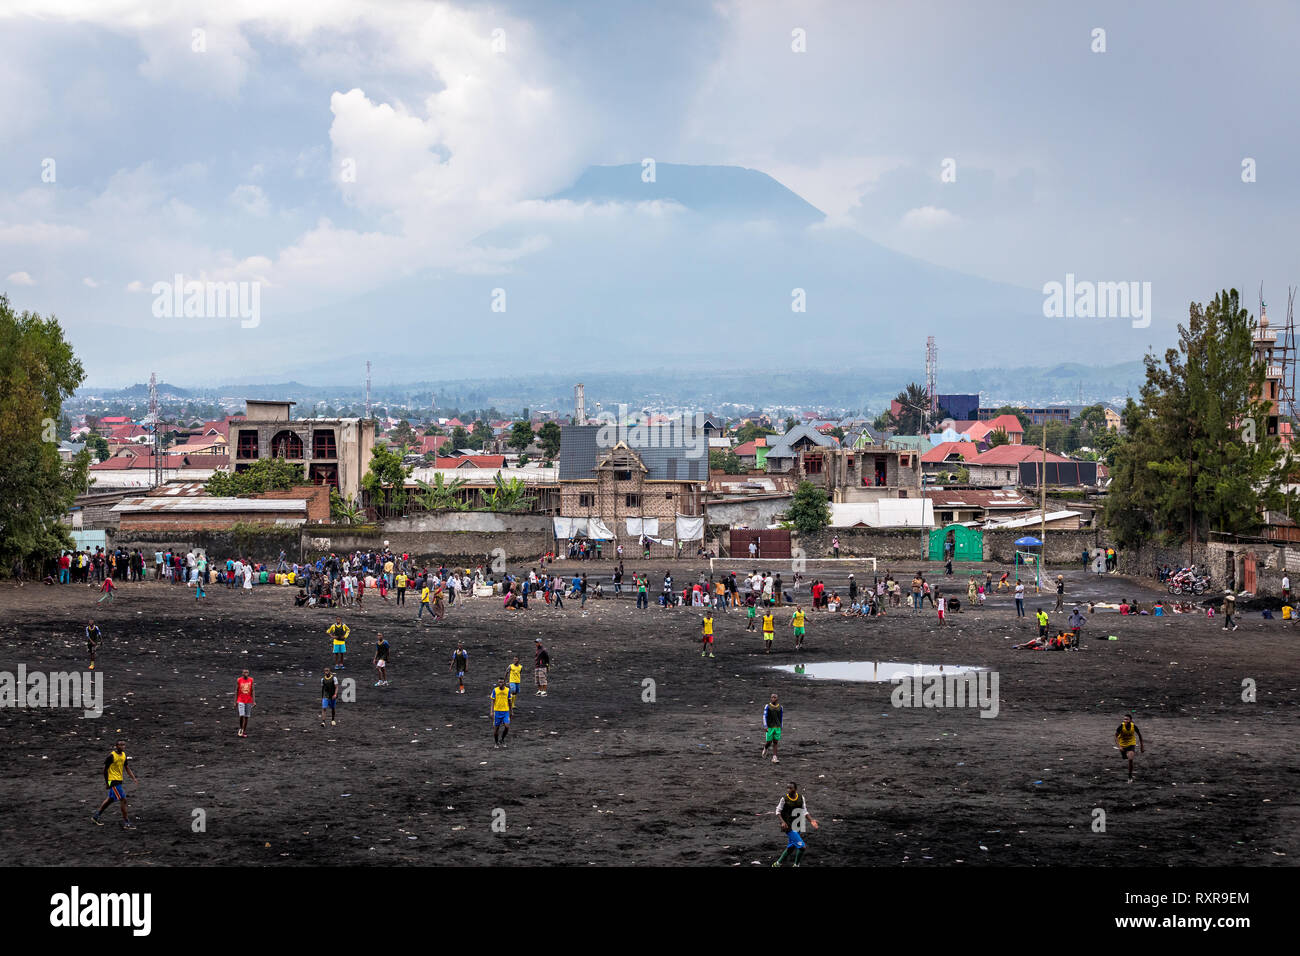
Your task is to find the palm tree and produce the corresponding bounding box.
[886,382,932,435]
[330,491,366,526]
[414,473,468,512]
[484,474,535,512]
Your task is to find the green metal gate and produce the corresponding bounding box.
[928,524,983,562]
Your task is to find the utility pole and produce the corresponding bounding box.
[1039,419,1047,593]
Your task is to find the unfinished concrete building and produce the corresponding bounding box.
[231,400,376,501]
[796,446,922,503]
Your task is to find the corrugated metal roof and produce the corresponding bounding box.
[559,425,707,482]
[112,497,307,514]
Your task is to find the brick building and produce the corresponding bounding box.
[558,425,706,555]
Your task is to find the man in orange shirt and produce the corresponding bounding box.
[234,669,255,738]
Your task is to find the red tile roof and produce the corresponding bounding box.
[984,414,1025,435]
[921,441,981,464]
[417,434,450,455]
[971,444,1070,466]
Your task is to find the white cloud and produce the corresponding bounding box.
[125,280,145,292]
[7,271,36,285]
[0,221,89,243]
[229,184,269,217]
[82,276,99,287]
[900,205,960,230]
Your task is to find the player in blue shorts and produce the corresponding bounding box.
[772,781,817,867]
[490,678,513,748]
[320,667,339,727]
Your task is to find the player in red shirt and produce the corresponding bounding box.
[234,669,255,738]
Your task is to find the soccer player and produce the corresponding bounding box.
[746,597,758,631]
[1035,608,1049,637]
[772,781,817,867]
[936,593,946,626]
[534,639,550,696]
[701,611,715,657]
[761,694,783,763]
[395,570,407,605]
[232,668,256,737]
[790,605,807,651]
[762,610,776,653]
[327,617,349,670]
[451,642,468,694]
[1115,713,1145,782]
[321,668,339,727]
[373,633,390,687]
[417,583,432,621]
[92,740,138,829]
[97,575,117,604]
[491,678,513,748]
[507,655,524,708]
[85,620,101,672]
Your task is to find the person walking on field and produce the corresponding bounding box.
[91,740,138,829]
[761,694,783,763]
[534,639,550,696]
[1054,574,1065,613]
[234,669,255,737]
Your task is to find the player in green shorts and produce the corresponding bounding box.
[790,605,807,651]
[761,693,783,763]
[746,602,757,631]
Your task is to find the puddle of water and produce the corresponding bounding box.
[771,661,984,682]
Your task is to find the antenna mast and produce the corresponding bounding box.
[142,372,163,489]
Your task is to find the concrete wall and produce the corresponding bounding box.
[705,496,792,532]
[382,512,551,534]
[110,526,304,563]
[303,529,549,566]
[794,526,1099,565]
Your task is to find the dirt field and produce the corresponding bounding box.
[2,566,1296,867]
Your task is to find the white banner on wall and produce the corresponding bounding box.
[675,514,704,541]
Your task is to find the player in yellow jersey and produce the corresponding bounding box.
[507,656,524,712]
[790,605,807,651]
[700,611,715,657]
[326,617,349,670]
[1114,712,1145,782]
[92,739,138,829]
[762,611,775,653]
[491,678,514,748]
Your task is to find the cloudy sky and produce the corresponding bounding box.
[1,0,1297,386]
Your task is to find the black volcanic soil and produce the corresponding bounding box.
[2,566,1296,866]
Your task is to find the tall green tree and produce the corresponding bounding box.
[361,443,412,504]
[1104,290,1292,548]
[710,449,744,474]
[0,296,89,570]
[537,421,562,460]
[507,420,535,452]
[787,480,832,535]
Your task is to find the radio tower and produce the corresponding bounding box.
[141,372,163,489]
[365,361,372,419]
[574,383,586,425]
[924,336,938,429]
